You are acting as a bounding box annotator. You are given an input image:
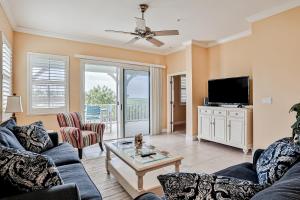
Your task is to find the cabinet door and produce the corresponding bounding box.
[227,118,244,147]
[199,115,211,139]
[212,116,226,142]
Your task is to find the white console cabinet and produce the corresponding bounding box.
[198,106,253,154]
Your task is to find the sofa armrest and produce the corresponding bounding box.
[1,183,80,200]
[48,132,59,147]
[253,149,265,169]
[134,192,163,200]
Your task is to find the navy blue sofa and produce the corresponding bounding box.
[0,130,102,200]
[135,149,300,200]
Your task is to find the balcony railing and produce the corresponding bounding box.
[84,103,149,123]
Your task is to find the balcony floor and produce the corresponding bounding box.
[103,120,149,141]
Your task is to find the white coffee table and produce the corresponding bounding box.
[104,140,183,198]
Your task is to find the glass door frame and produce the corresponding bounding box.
[80,59,150,140]
[122,68,150,138]
[80,59,122,139]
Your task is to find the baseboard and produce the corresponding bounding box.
[185,135,198,141]
[174,121,186,125]
[161,128,167,133]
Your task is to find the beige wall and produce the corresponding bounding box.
[173,75,186,123]
[166,49,186,75]
[207,7,300,148]
[190,45,209,135]
[252,7,300,149]
[208,35,254,104]
[166,45,209,138]
[0,5,13,45]
[13,32,166,131]
[208,36,253,79]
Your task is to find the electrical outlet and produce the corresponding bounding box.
[262,97,272,104]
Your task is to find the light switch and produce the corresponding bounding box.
[262,97,272,104]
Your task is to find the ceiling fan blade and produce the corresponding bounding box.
[125,37,140,45]
[135,17,146,31]
[105,30,137,35]
[146,37,164,47]
[153,30,179,36]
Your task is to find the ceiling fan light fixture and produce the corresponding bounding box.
[105,3,179,47]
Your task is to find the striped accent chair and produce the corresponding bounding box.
[57,112,105,159]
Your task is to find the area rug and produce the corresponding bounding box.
[82,146,132,200]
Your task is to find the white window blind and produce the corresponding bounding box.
[1,35,12,120]
[28,53,69,114]
[180,75,186,104]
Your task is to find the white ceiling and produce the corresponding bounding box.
[2,0,300,54]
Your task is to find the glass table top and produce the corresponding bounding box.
[111,139,170,164]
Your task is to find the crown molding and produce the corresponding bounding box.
[212,29,252,46]
[165,45,186,55]
[0,0,17,28]
[15,26,169,55]
[247,0,300,22]
[183,40,211,48]
[74,54,165,68]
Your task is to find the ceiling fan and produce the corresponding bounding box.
[105,4,179,47]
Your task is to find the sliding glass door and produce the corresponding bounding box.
[84,63,120,140]
[123,69,150,137]
[82,61,150,140]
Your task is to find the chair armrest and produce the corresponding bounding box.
[59,127,82,148]
[48,132,59,147]
[1,183,80,200]
[253,149,265,170]
[82,123,105,134]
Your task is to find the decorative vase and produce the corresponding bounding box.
[135,133,143,149]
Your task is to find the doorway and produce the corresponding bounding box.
[81,61,150,140]
[169,74,187,133]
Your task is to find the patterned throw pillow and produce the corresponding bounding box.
[256,137,300,186]
[13,121,53,153]
[158,173,264,200]
[0,146,63,193]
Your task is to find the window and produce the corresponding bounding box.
[180,75,186,104]
[1,34,12,120]
[28,53,69,114]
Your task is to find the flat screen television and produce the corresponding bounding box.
[208,76,249,105]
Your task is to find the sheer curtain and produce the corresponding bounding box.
[150,66,163,135]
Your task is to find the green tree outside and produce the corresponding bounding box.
[85,85,116,105]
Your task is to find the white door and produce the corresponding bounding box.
[212,116,226,142]
[199,115,211,139]
[227,118,244,147]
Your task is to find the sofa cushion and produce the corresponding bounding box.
[57,163,102,200]
[158,172,264,200]
[0,146,63,197]
[252,161,300,200]
[214,162,258,183]
[14,121,53,153]
[0,127,25,150]
[256,137,300,186]
[42,143,80,166]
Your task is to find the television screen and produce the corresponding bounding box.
[208,76,249,105]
